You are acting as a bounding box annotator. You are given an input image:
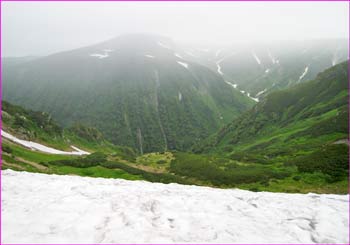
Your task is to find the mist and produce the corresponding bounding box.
[2,1,349,57]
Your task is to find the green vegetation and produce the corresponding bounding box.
[47,152,191,185]
[47,152,108,167]
[191,61,349,192]
[2,145,13,154]
[295,144,349,182]
[2,100,139,162]
[170,152,290,187]
[50,165,142,180]
[3,34,254,153]
[238,172,348,194]
[100,161,191,185]
[135,152,174,172]
[68,123,104,142]
[2,61,349,194]
[195,61,348,161]
[2,100,65,149]
[2,154,43,173]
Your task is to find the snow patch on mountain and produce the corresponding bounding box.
[224,81,238,89]
[256,88,267,97]
[252,51,261,65]
[90,49,113,59]
[90,54,109,59]
[1,130,89,155]
[332,59,337,66]
[157,41,171,50]
[298,66,309,82]
[246,92,259,102]
[2,170,348,244]
[216,62,224,75]
[332,49,339,66]
[268,50,277,64]
[177,61,189,69]
[215,52,239,77]
[174,53,184,59]
[237,90,259,102]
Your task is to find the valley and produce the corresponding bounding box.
[2,55,349,194]
[2,37,349,194]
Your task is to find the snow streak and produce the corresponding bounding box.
[298,66,309,82]
[1,130,89,155]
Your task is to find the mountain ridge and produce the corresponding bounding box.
[193,60,349,165]
[3,34,254,153]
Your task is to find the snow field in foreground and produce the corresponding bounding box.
[2,170,349,244]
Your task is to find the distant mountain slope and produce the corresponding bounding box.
[2,100,64,146]
[3,34,254,153]
[194,61,349,163]
[2,56,40,66]
[180,39,348,100]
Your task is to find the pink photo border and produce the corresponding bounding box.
[0,0,348,244]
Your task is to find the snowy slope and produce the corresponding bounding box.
[2,170,348,244]
[1,130,89,155]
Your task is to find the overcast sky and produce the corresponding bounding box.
[2,1,349,57]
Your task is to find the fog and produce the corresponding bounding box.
[2,1,348,57]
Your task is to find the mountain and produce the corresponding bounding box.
[3,34,254,153]
[194,61,348,166]
[178,39,348,100]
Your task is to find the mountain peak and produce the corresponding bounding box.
[96,33,175,52]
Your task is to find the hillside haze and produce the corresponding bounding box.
[3,35,348,154]
[3,34,254,153]
[181,39,348,100]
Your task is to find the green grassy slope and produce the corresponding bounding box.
[195,61,348,159]
[1,101,193,185]
[187,61,349,193]
[2,100,137,157]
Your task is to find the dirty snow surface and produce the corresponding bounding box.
[2,170,348,244]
